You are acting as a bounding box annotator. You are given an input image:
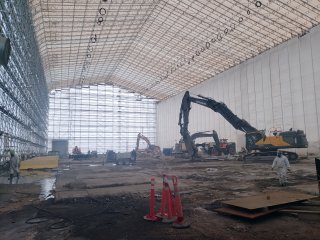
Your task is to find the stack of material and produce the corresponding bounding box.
[214,191,316,219]
[278,197,320,221]
[20,156,59,170]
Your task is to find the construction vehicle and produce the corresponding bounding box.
[135,133,161,158]
[69,146,98,160]
[106,149,137,165]
[173,131,235,158]
[191,131,236,155]
[116,150,136,165]
[179,91,308,161]
[172,138,189,158]
[106,150,117,162]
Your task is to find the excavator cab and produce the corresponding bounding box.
[280,130,308,148]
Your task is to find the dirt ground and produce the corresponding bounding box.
[0,155,319,240]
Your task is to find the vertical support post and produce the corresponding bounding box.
[315,158,320,195]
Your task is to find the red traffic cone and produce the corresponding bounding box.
[144,177,159,221]
[157,179,167,218]
[157,175,177,223]
[172,176,190,229]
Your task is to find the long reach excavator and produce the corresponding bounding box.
[178,91,308,161]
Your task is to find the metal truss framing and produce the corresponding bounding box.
[0,1,48,156]
[48,84,157,153]
[29,0,320,100]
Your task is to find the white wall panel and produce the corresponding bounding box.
[299,33,318,153]
[288,39,305,132]
[310,27,320,154]
[278,44,292,130]
[157,26,320,155]
[253,55,265,131]
[261,52,274,128]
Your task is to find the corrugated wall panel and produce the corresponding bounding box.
[310,27,320,153]
[300,32,318,153]
[157,26,320,155]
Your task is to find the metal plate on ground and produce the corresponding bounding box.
[222,191,315,210]
[215,206,282,219]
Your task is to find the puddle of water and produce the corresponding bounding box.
[111,163,135,167]
[39,177,56,200]
[0,170,57,200]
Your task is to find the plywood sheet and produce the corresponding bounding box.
[223,191,315,210]
[20,156,59,170]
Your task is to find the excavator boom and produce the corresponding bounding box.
[136,133,152,150]
[194,94,258,133]
[135,133,161,157]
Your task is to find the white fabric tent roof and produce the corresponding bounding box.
[29,0,320,100]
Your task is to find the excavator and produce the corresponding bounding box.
[173,130,235,158]
[179,91,308,161]
[190,130,236,156]
[135,133,161,158]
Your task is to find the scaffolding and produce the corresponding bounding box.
[0,1,48,156]
[48,84,157,153]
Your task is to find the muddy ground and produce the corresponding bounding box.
[0,155,319,240]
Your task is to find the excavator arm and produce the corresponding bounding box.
[135,133,161,157]
[135,133,151,151]
[179,91,264,158]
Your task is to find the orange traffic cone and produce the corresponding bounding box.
[172,176,190,229]
[157,179,167,218]
[144,177,159,221]
[157,175,177,223]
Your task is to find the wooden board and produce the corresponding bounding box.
[20,156,59,170]
[222,191,315,210]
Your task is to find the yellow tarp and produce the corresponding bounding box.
[20,156,59,170]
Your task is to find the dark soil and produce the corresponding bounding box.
[1,193,320,240]
[28,195,210,240]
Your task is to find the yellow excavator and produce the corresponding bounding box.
[135,133,161,158]
[179,91,308,161]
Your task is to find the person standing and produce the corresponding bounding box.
[272,152,291,186]
[9,150,20,184]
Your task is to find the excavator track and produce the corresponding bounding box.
[243,151,298,162]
